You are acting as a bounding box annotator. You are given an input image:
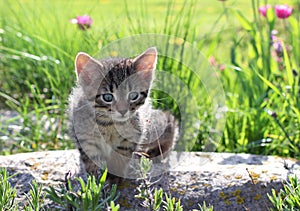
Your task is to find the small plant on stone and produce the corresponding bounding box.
[24,180,45,211]
[135,155,155,208]
[135,156,183,211]
[109,201,120,211]
[197,201,214,211]
[268,175,300,211]
[163,193,183,211]
[0,168,19,211]
[46,169,119,211]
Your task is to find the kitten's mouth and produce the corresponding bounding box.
[113,117,129,122]
[111,112,131,122]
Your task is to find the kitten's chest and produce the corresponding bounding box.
[97,120,141,154]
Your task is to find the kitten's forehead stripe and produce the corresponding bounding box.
[103,59,133,89]
[140,91,148,98]
[108,80,114,92]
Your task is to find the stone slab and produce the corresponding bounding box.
[0,150,299,210]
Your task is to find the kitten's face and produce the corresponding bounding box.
[75,47,157,122]
[94,60,150,121]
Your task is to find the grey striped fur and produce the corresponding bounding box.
[69,47,178,180]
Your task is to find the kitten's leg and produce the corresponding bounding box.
[140,112,178,160]
[107,173,123,186]
[78,146,99,177]
[71,124,100,177]
[80,147,124,186]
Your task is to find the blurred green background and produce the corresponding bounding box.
[0,0,298,158]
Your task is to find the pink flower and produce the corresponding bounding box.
[219,64,226,72]
[275,5,293,19]
[273,41,283,54]
[209,56,218,67]
[259,5,271,17]
[70,15,93,30]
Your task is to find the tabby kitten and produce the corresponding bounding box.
[69,47,178,180]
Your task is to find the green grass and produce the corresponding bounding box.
[0,168,18,210]
[47,169,119,210]
[0,167,119,210]
[2,159,300,210]
[268,175,300,211]
[0,0,299,158]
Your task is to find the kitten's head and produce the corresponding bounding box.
[75,47,157,122]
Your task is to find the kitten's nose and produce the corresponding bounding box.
[119,110,128,116]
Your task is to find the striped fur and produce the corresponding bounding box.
[69,47,178,181]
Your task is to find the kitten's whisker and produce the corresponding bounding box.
[151,101,167,106]
[151,97,169,101]
[151,98,166,101]
[74,103,91,110]
[154,127,164,160]
[147,120,164,160]
[95,112,105,117]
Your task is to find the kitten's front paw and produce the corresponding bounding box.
[84,162,100,178]
[107,172,123,187]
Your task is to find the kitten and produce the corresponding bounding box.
[69,47,178,181]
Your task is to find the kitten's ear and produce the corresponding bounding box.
[75,52,103,84]
[132,47,157,81]
[75,52,104,97]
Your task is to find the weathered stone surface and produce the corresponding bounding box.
[0,150,299,210]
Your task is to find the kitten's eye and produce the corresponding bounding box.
[102,93,114,103]
[129,92,139,101]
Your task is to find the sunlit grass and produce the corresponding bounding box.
[0,0,298,157]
